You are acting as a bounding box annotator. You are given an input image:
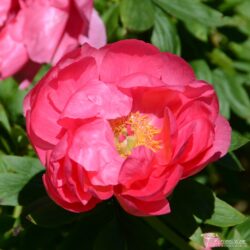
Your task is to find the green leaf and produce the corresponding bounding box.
[0,155,43,206]
[185,20,209,41]
[209,48,234,71]
[230,131,250,152]
[236,0,250,19]
[0,102,11,133]
[102,4,120,41]
[189,227,204,249]
[0,136,11,154]
[229,39,250,61]
[212,69,250,121]
[191,60,213,82]
[231,15,250,36]
[144,217,194,250]
[10,125,30,154]
[205,197,246,227]
[227,217,250,249]
[162,180,212,239]
[217,152,245,171]
[219,0,243,12]
[120,0,155,32]
[151,7,180,54]
[153,0,225,27]
[0,78,28,122]
[212,69,230,119]
[233,61,250,73]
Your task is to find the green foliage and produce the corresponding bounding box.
[218,152,245,171]
[120,0,155,32]
[0,78,28,123]
[205,196,246,227]
[0,155,43,206]
[230,131,250,152]
[227,217,250,249]
[151,7,181,54]
[153,0,226,28]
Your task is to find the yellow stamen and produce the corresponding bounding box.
[110,112,162,157]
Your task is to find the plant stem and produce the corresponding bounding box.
[144,216,194,250]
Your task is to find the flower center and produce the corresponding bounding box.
[110,112,162,157]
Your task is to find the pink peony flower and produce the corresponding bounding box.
[203,233,223,250]
[24,40,231,216]
[0,0,106,86]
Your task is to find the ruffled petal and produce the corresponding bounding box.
[161,52,195,86]
[182,115,231,178]
[61,80,132,120]
[79,9,106,49]
[49,57,98,112]
[118,73,165,88]
[43,160,100,213]
[100,39,163,83]
[68,119,124,186]
[0,15,28,78]
[116,195,171,216]
[29,81,62,146]
[0,0,11,27]
[173,118,214,163]
[118,147,154,187]
[22,1,69,63]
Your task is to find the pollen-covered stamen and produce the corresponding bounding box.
[110,112,162,157]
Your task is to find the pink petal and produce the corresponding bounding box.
[49,0,70,9]
[79,9,106,49]
[0,17,28,78]
[68,119,124,186]
[51,33,78,65]
[61,79,132,120]
[56,42,108,75]
[131,86,183,118]
[19,79,30,90]
[49,57,98,112]
[116,195,171,216]
[44,156,96,207]
[176,96,219,127]
[0,0,11,27]
[182,115,231,178]
[52,0,91,64]
[161,52,195,86]
[120,163,182,201]
[29,82,62,146]
[100,40,163,83]
[22,1,69,63]
[118,73,165,88]
[155,108,176,165]
[73,0,93,20]
[173,118,214,163]
[163,164,183,196]
[43,160,100,213]
[118,147,154,187]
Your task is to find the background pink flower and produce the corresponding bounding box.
[0,0,106,85]
[203,233,223,250]
[24,40,231,216]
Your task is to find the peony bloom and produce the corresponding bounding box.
[202,233,223,250]
[0,0,106,86]
[24,40,231,216]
